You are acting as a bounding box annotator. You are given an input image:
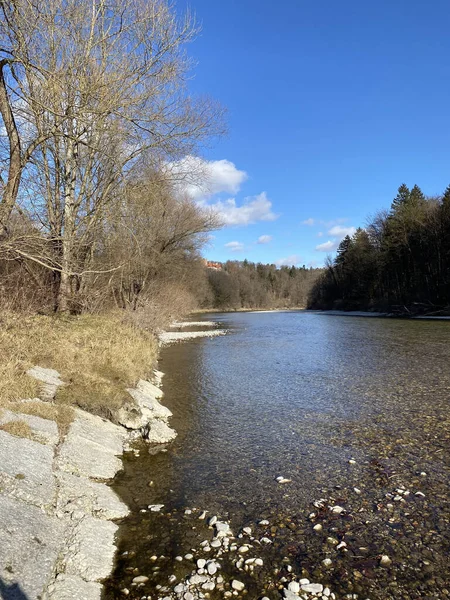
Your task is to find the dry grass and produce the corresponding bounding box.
[0,419,33,440]
[0,311,157,423]
[9,401,75,437]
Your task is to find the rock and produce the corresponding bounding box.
[288,581,300,593]
[330,505,345,514]
[215,521,232,536]
[238,545,249,553]
[284,590,300,600]
[56,472,129,520]
[231,580,245,591]
[301,583,323,594]
[322,558,332,567]
[207,562,218,575]
[0,409,59,445]
[0,496,66,600]
[64,516,118,581]
[259,520,269,525]
[132,575,149,584]
[260,537,272,544]
[48,574,103,600]
[242,527,252,535]
[197,559,206,569]
[144,419,177,444]
[27,366,65,400]
[380,555,392,567]
[313,524,323,532]
[208,515,218,526]
[0,430,56,508]
[57,410,125,479]
[148,504,164,512]
[255,558,263,566]
[116,404,145,430]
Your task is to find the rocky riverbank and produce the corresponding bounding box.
[0,362,175,600]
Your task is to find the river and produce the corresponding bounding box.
[103,311,450,600]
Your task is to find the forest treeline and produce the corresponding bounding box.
[204,261,321,310]
[308,184,450,314]
[0,0,224,323]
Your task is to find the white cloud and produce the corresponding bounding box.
[211,192,278,226]
[316,240,339,252]
[328,225,356,237]
[302,218,315,226]
[275,254,302,267]
[225,241,245,252]
[166,156,248,201]
[257,234,273,244]
[317,231,324,237]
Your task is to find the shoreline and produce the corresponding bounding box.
[0,362,176,599]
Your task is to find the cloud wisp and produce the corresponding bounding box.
[257,234,273,244]
[224,241,245,252]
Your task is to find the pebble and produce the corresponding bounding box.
[148,504,164,512]
[330,505,345,514]
[288,581,300,593]
[207,562,218,575]
[313,524,323,532]
[231,580,245,591]
[208,515,218,526]
[259,519,269,525]
[322,558,332,567]
[380,555,392,566]
[301,583,323,594]
[197,559,206,569]
[132,576,149,584]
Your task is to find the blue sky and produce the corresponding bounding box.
[178,0,450,267]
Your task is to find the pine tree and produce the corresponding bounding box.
[335,235,353,265]
[409,184,426,207]
[391,184,410,212]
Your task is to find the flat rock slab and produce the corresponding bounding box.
[56,472,129,520]
[48,574,102,600]
[0,409,59,446]
[69,410,125,454]
[64,516,118,582]
[0,431,56,507]
[57,411,125,479]
[57,435,123,480]
[27,366,65,400]
[0,496,66,600]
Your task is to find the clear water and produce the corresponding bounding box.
[104,311,450,599]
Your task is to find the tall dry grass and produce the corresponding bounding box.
[0,311,158,422]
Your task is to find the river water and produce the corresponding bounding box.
[104,311,450,600]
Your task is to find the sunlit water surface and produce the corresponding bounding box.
[104,312,450,599]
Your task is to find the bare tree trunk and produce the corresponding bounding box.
[0,61,22,234]
[57,138,77,312]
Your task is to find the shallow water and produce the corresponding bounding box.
[104,311,450,600]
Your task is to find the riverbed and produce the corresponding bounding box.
[103,311,450,600]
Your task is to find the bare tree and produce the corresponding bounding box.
[0,0,225,310]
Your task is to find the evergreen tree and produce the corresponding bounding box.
[391,184,410,212]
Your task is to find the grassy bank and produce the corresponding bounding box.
[0,311,158,434]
